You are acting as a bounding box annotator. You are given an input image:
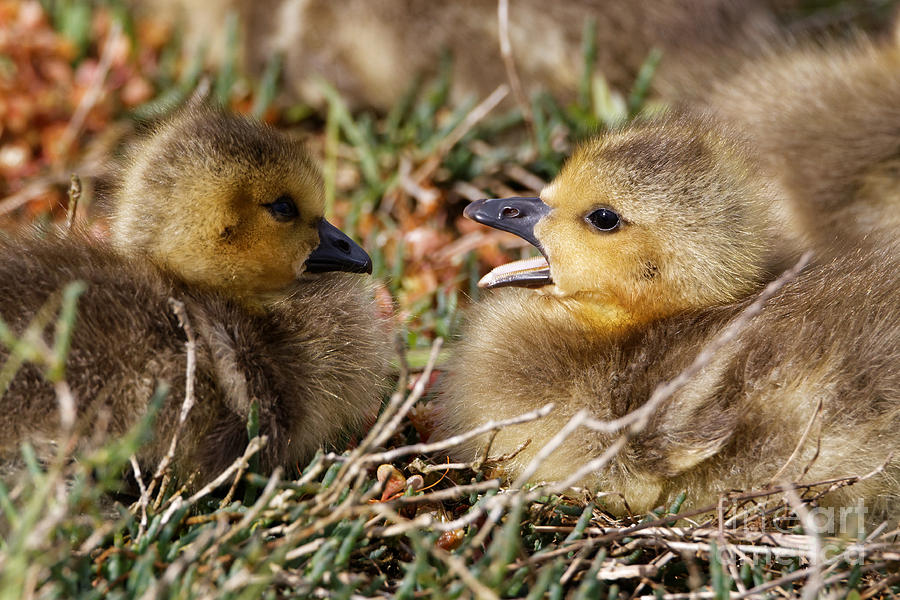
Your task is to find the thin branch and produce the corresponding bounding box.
[137,520,225,600]
[781,485,823,600]
[411,85,509,183]
[512,409,589,487]
[203,468,283,557]
[732,562,889,600]
[147,299,199,508]
[365,402,553,465]
[537,436,630,498]
[370,337,443,451]
[768,398,823,484]
[57,22,122,159]
[317,339,443,511]
[626,251,813,436]
[436,85,510,159]
[65,173,81,231]
[184,436,267,507]
[129,456,149,540]
[53,380,76,435]
[597,563,659,581]
[394,479,501,504]
[497,0,532,130]
[431,545,501,600]
[323,338,415,490]
[503,163,546,192]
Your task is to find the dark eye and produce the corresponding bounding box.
[586,208,620,232]
[264,195,299,222]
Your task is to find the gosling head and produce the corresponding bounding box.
[467,114,789,327]
[110,107,371,305]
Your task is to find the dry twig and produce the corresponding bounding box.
[57,23,122,159]
[65,174,81,231]
[145,298,199,509]
[768,398,824,484]
[497,0,532,130]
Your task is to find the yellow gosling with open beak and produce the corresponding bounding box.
[436,113,900,524]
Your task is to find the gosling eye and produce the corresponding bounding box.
[264,195,299,222]
[586,207,621,232]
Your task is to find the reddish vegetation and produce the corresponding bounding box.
[0,1,525,341]
[0,1,166,216]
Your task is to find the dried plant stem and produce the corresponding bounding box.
[539,436,629,498]
[0,161,107,216]
[412,85,509,183]
[431,545,501,600]
[497,0,532,130]
[512,409,589,487]
[219,462,247,508]
[284,538,326,561]
[417,460,484,473]
[371,337,443,451]
[372,489,516,537]
[730,562,889,600]
[53,381,76,435]
[781,485,824,600]
[581,471,874,547]
[57,23,122,159]
[0,181,53,216]
[395,479,501,504]
[129,456,149,539]
[768,398,823,484]
[808,450,894,507]
[626,251,813,436]
[137,522,224,600]
[326,339,413,476]
[316,339,442,510]
[184,437,266,507]
[145,298,198,510]
[437,85,509,157]
[598,563,658,580]
[202,468,283,558]
[65,174,81,231]
[861,572,900,598]
[503,163,546,192]
[468,501,510,552]
[367,402,553,465]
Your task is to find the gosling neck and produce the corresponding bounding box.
[533,287,650,338]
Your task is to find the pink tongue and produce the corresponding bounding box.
[478,256,551,288]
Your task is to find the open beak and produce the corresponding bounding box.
[305,218,373,274]
[464,197,554,289]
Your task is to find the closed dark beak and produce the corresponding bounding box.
[305,218,373,274]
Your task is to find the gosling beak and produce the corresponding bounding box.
[305,218,373,274]
[464,197,553,289]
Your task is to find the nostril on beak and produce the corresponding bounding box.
[335,239,352,254]
[501,206,520,218]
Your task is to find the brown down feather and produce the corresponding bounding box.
[0,108,392,486]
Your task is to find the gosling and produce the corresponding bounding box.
[702,35,900,255]
[436,113,900,522]
[0,107,392,483]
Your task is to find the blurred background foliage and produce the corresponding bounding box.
[0,0,670,353]
[3,0,898,348]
